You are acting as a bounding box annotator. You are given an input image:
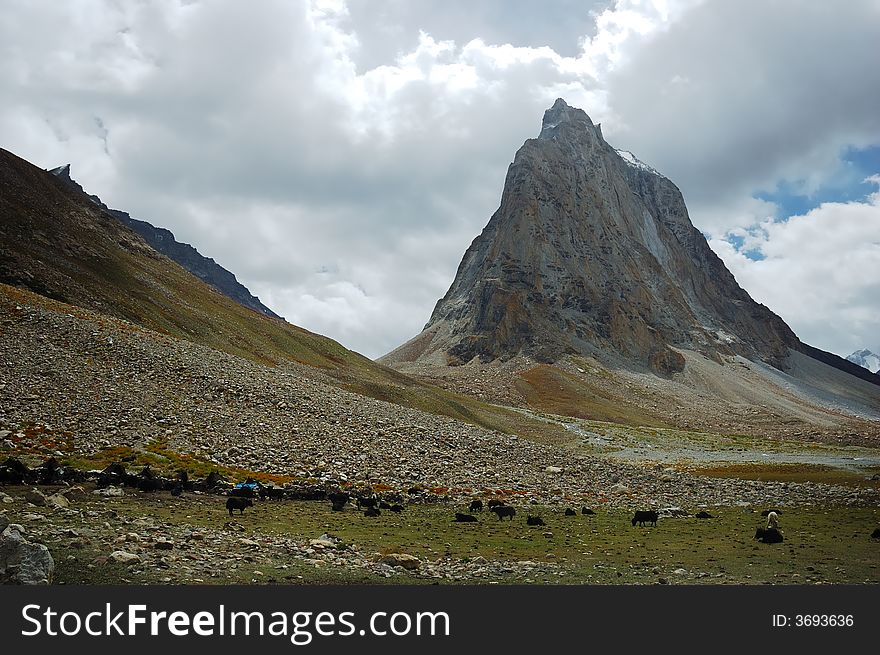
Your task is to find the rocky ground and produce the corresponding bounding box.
[2,283,879,586]
[2,483,878,586]
[392,353,880,447]
[2,297,878,511]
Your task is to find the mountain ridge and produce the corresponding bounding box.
[48,164,282,320]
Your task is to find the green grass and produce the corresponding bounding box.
[694,463,880,488]
[12,487,876,586]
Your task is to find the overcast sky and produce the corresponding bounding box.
[2,0,879,360]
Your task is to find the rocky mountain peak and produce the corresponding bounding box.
[48,164,71,180]
[383,99,809,375]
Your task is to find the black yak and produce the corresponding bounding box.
[454,513,478,522]
[631,510,658,527]
[695,511,714,519]
[357,495,378,509]
[487,499,505,509]
[491,505,516,521]
[260,486,286,500]
[527,515,546,526]
[564,508,576,516]
[871,528,880,539]
[755,526,784,544]
[226,497,253,516]
[328,491,350,511]
[469,500,484,512]
[390,504,404,513]
[582,507,596,515]
[364,506,381,517]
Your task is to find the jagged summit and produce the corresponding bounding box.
[383,100,875,388]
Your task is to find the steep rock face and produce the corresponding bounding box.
[385,99,800,372]
[48,165,281,319]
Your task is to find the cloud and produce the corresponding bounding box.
[710,178,880,356]
[0,0,878,359]
[602,0,880,235]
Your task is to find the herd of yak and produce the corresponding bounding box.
[0,455,821,544]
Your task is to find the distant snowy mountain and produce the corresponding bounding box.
[846,349,880,374]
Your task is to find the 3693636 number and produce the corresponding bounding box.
[794,614,853,627]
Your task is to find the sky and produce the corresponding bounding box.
[1,0,879,360]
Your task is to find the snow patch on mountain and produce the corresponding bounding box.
[615,149,661,176]
[846,349,880,374]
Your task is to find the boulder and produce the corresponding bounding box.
[544,466,563,474]
[658,506,689,518]
[46,494,70,509]
[377,553,421,570]
[309,538,337,550]
[0,524,54,584]
[109,551,141,565]
[24,489,48,506]
[60,486,88,502]
[93,485,124,497]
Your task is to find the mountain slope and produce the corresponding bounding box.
[0,146,565,442]
[48,164,282,320]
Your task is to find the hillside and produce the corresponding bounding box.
[0,147,563,442]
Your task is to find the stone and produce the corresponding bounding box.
[24,489,47,506]
[377,553,421,570]
[93,486,124,497]
[544,466,563,474]
[309,538,337,550]
[46,494,70,509]
[109,551,141,565]
[1,524,54,584]
[60,486,88,502]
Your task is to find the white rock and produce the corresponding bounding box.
[109,551,141,565]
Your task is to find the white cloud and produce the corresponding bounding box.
[710,179,880,356]
[0,0,878,359]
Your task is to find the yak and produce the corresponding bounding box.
[491,505,516,521]
[755,526,784,544]
[226,497,253,516]
[631,510,659,527]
